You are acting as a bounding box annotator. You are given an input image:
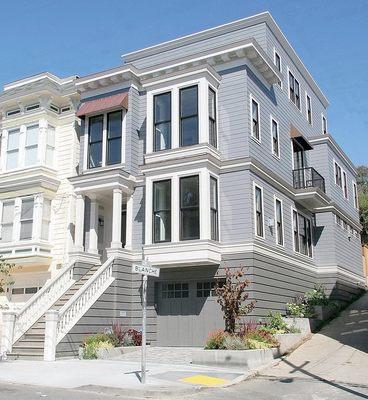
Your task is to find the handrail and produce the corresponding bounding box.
[293,167,325,193]
[56,257,115,343]
[12,260,76,343]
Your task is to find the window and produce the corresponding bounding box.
[49,104,60,114]
[46,126,55,166]
[196,281,225,297]
[180,86,198,147]
[274,51,282,87]
[275,198,283,246]
[154,92,171,151]
[271,118,279,157]
[335,214,342,226]
[208,87,217,147]
[353,182,359,209]
[25,287,38,294]
[12,288,24,295]
[334,162,342,188]
[210,177,219,241]
[322,115,327,134]
[41,198,51,240]
[153,180,171,243]
[107,111,122,165]
[343,171,348,199]
[289,71,300,109]
[6,108,21,117]
[293,210,312,257]
[306,94,312,124]
[88,115,103,168]
[6,129,20,170]
[251,98,260,141]
[180,175,200,240]
[0,201,14,242]
[162,283,189,299]
[25,125,39,166]
[254,185,264,237]
[20,198,34,240]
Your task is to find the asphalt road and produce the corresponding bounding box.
[1,377,368,400]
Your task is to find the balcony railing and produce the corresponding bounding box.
[293,167,325,193]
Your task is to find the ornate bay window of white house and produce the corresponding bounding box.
[20,198,34,240]
[145,169,218,245]
[84,110,126,170]
[146,76,219,154]
[1,119,57,172]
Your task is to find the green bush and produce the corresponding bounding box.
[83,341,113,359]
[264,312,300,334]
[223,335,247,350]
[204,330,228,349]
[305,284,329,306]
[84,333,112,346]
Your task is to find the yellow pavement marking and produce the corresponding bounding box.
[180,374,229,386]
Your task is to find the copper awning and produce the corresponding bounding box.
[290,124,313,150]
[76,92,129,117]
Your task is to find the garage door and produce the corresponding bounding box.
[156,280,224,347]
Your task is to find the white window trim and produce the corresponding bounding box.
[333,159,343,189]
[273,48,283,89]
[209,173,221,242]
[270,115,280,159]
[291,206,313,259]
[322,113,328,134]
[352,181,359,209]
[84,109,127,171]
[253,182,265,239]
[208,84,219,149]
[287,66,302,113]
[274,195,284,247]
[342,170,349,200]
[250,94,261,144]
[305,92,313,125]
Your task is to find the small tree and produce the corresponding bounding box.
[214,267,256,334]
[0,257,15,300]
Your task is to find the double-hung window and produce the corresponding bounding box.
[274,51,282,87]
[208,88,217,148]
[20,198,34,240]
[88,115,104,168]
[271,118,279,157]
[334,162,342,188]
[180,86,199,147]
[275,198,283,246]
[6,129,20,170]
[180,175,200,240]
[251,98,260,141]
[254,185,264,238]
[153,180,171,243]
[107,111,122,165]
[353,182,359,209]
[25,125,39,167]
[289,71,300,109]
[210,177,219,241]
[343,171,348,199]
[41,198,51,240]
[306,94,312,124]
[0,201,15,242]
[154,92,171,151]
[322,115,328,134]
[46,126,55,166]
[293,210,312,257]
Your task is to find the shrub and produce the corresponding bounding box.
[83,341,113,359]
[223,335,247,350]
[243,330,279,349]
[286,295,315,318]
[305,284,329,306]
[84,333,112,346]
[204,330,228,349]
[263,312,300,334]
[124,329,142,346]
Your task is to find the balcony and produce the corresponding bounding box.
[293,167,329,210]
[293,167,325,193]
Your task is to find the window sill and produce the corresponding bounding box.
[251,136,262,146]
[289,98,302,113]
[272,153,281,161]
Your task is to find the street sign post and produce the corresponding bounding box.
[132,257,159,384]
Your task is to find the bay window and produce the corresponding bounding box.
[41,198,51,240]
[254,185,264,238]
[0,201,14,242]
[251,98,260,141]
[88,115,103,168]
[25,125,39,166]
[153,179,171,243]
[6,129,20,170]
[20,198,34,240]
[293,209,312,257]
[210,177,219,241]
[275,198,283,246]
[180,175,199,240]
[46,126,55,166]
[180,86,198,147]
[208,88,217,148]
[154,92,171,151]
[107,111,122,165]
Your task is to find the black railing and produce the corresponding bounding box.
[293,167,325,193]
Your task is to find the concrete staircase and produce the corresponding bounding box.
[8,265,99,360]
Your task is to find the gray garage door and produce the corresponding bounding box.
[156,280,224,347]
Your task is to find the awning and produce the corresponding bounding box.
[290,124,313,150]
[76,92,129,117]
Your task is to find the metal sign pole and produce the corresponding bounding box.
[141,272,147,384]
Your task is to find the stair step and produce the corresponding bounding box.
[12,345,45,353]
[7,353,44,360]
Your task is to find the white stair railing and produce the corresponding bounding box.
[12,260,76,343]
[55,257,115,345]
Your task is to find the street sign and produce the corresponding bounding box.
[132,262,160,277]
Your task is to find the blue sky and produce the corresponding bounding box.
[1,0,367,165]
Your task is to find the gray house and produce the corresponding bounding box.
[3,12,365,358]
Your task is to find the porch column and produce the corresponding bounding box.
[74,194,85,252]
[111,188,122,249]
[88,197,99,254]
